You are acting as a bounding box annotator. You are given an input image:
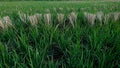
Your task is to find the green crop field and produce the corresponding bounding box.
[0,1,120,68]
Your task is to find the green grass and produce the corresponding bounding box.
[0,1,120,68]
[0,1,120,15]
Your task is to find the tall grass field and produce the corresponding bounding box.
[0,1,120,68]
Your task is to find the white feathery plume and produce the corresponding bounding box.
[96,11,104,25]
[57,13,64,23]
[113,12,120,22]
[28,13,42,26]
[104,13,112,24]
[34,13,42,22]
[3,16,13,28]
[18,12,28,23]
[90,14,96,25]
[68,12,77,28]
[28,15,37,26]
[84,12,96,25]
[44,13,52,26]
[0,19,4,29]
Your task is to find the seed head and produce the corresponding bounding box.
[69,12,77,28]
[0,20,4,29]
[3,16,13,28]
[96,11,104,25]
[84,12,96,25]
[34,13,42,22]
[113,12,120,22]
[104,13,112,24]
[18,12,28,23]
[29,15,38,26]
[57,13,64,23]
[44,13,52,26]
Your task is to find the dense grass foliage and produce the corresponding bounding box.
[0,0,118,1]
[0,1,120,16]
[0,1,120,68]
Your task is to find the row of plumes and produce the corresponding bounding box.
[18,12,77,27]
[0,11,120,29]
[18,11,120,26]
[84,11,120,25]
[0,16,13,29]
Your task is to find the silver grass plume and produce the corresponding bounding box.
[3,16,13,28]
[34,13,42,22]
[28,15,38,26]
[84,12,96,25]
[0,19,4,29]
[96,11,104,25]
[57,13,64,23]
[28,13,42,26]
[68,12,77,28]
[104,13,112,24]
[44,13,52,26]
[18,12,28,23]
[113,12,120,22]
